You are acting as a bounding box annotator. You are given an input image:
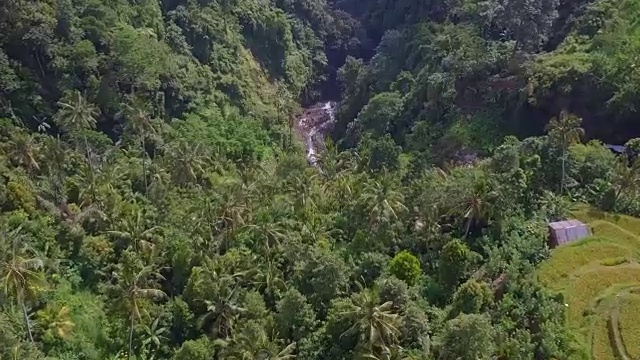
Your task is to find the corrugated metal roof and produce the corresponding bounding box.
[548,219,591,248]
[606,144,625,153]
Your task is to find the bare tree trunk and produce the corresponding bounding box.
[561,150,565,194]
[20,297,34,342]
[33,49,46,78]
[288,116,293,150]
[141,135,148,195]
[464,216,473,238]
[84,134,96,202]
[128,314,135,360]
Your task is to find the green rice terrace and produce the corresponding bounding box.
[537,205,640,359]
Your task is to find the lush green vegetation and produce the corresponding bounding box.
[332,0,640,159]
[4,0,640,359]
[537,206,640,359]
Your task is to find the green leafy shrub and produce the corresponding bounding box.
[389,250,422,286]
[173,337,214,360]
[6,180,36,214]
[450,279,494,317]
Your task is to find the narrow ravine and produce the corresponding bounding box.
[295,101,337,165]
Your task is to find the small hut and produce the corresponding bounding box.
[605,144,625,154]
[548,220,591,248]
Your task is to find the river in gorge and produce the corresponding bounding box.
[295,101,337,166]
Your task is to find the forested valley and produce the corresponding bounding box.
[2,0,640,359]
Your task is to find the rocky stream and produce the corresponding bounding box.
[295,101,337,166]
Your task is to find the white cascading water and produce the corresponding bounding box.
[305,101,336,165]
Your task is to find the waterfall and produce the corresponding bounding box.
[298,101,336,166]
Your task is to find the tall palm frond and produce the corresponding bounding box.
[340,289,402,360]
[55,91,99,133]
[7,132,40,172]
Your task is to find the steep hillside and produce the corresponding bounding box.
[5,1,640,360]
[331,0,640,160]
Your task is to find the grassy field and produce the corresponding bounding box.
[536,205,640,359]
[619,292,640,358]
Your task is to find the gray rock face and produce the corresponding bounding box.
[295,101,336,166]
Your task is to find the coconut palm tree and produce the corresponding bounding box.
[252,258,287,304]
[120,98,156,195]
[167,141,207,186]
[245,214,287,255]
[287,174,318,216]
[0,227,46,342]
[43,135,68,204]
[35,305,75,340]
[216,187,251,245]
[198,287,247,340]
[300,214,342,244]
[56,91,101,203]
[228,324,296,360]
[95,161,129,203]
[456,172,498,238]
[108,206,159,254]
[545,110,584,194]
[55,91,99,132]
[69,163,99,206]
[55,91,100,167]
[275,80,295,149]
[360,175,407,229]
[340,288,402,360]
[115,264,166,360]
[196,257,250,340]
[7,132,40,173]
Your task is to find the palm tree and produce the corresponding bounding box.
[36,305,75,340]
[340,288,402,360]
[317,138,353,181]
[198,288,247,340]
[121,98,156,195]
[43,135,68,204]
[545,110,584,194]
[7,132,40,173]
[215,186,251,247]
[197,257,249,340]
[275,80,295,149]
[252,259,287,304]
[228,324,296,360]
[287,174,317,216]
[0,227,46,342]
[56,91,99,132]
[108,206,159,254]
[300,213,343,244]
[190,192,220,253]
[456,173,498,238]
[95,161,129,203]
[69,163,99,206]
[167,141,207,186]
[55,91,100,165]
[359,175,407,229]
[56,91,101,202]
[115,265,167,360]
[245,215,287,255]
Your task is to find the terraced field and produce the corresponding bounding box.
[537,206,640,359]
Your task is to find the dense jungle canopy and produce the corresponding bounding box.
[3,0,640,359]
